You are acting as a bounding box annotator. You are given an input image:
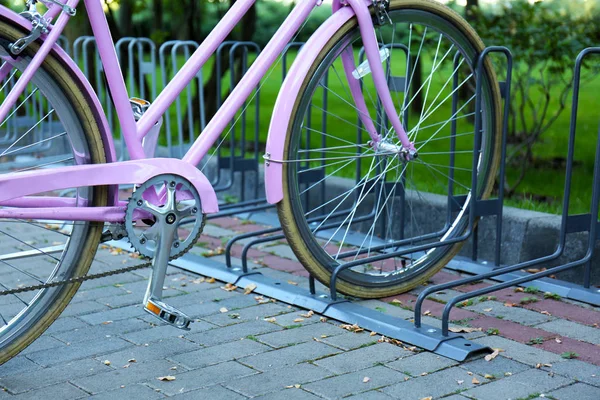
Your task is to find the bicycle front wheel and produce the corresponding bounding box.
[0,20,107,364]
[278,0,501,298]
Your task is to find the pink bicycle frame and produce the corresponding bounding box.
[0,0,412,222]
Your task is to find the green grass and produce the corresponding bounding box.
[561,351,579,359]
[486,328,500,335]
[543,292,562,301]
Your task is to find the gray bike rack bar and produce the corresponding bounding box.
[168,252,490,361]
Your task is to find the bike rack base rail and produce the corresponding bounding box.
[170,251,491,361]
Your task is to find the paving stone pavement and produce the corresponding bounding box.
[1,216,600,399]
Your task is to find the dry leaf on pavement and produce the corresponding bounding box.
[219,307,228,313]
[472,377,480,384]
[157,376,176,381]
[244,283,257,295]
[221,283,237,292]
[485,349,500,362]
[363,377,370,383]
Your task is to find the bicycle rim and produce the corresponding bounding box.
[278,1,501,297]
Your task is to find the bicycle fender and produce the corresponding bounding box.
[264,6,357,204]
[0,6,118,166]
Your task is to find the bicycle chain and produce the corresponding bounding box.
[0,260,153,296]
[0,216,206,297]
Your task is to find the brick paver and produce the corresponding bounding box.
[2,215,600,399]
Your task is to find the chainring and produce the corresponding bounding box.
[125,174,205,259]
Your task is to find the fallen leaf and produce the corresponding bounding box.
[420,397,432,400]
[244,283,257,295]
[102,321,113,325]
[265,317,276,323]
[504,302,517,307]
[370,331,377,336]
[191,277,205,284]
[170,366,177,370]
[293,384,301,389]
[483,308,493,312]
[287,280,298,286]
[515,287,524,292]
[157,376,176,381]
[485,349,500,362]
[122,364,130,368]
[206,277,216,283]
[103,360,111,366]
[321,335,328,338]
[300,310,314,318]
[555,338,562,344]
[219,307,229,313]
[128,358,137,363]
[391,299,403,304]
[526,268,545,274]
[541,311,552,316]
[363,377,370,383]
[449,327,482,333]
[221,283,237,292]
[484,374,494,379]
[420,372,428,376]
[340,323,364,333]
[293,318,304,323]
[202,247,226,257]
[423,310,432,316]
[457,380,464,384]
[467,371,473,375]
[320,317,327,322]
[472,377,480,384]
[404,377,410,381]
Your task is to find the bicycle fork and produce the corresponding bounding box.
[336,0,417,158]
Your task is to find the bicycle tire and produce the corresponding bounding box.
[0,19,107,364]
[278,0,502,298]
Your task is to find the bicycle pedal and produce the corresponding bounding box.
[144,298,192,330]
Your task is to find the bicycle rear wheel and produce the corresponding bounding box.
[278,0,501,298]
[0,20,107,364]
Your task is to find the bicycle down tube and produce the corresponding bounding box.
[0,0,413,222]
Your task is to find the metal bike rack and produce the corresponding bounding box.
[159,40,206,158]
[415,47,600,338]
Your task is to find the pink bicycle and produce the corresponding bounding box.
[0,0,501,363]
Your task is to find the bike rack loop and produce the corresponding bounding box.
[414,47,600,336]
